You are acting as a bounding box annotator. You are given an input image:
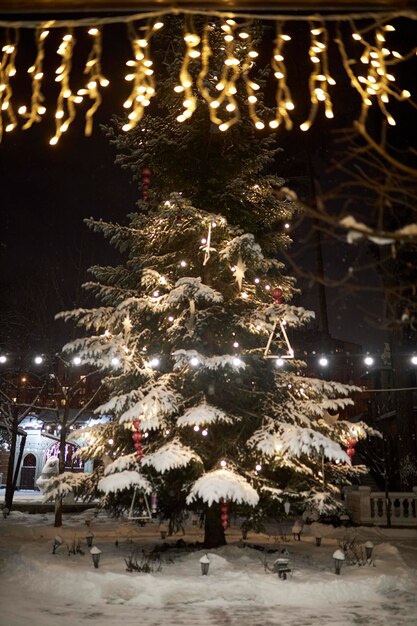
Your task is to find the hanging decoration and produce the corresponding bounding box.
[141,166,151,201]
[132,418,143,462]
[346,437,357,460]
[232,255,247,291]
[220,499,229,530]
[201,222,213,266]
[0,8,415,144]
[128,487,153,521]
[264,287,295,360]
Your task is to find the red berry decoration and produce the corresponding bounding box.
[132,419,143,462]
[272,287,283,303]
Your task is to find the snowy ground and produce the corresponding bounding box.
[0,507,416,626]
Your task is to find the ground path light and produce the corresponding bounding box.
[365,541,374,560]
[90,546,102,568]
[315,535,322,546]
[86,530,94,547]
[200,553,210,576]
[333,549,345,575]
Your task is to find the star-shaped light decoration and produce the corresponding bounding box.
[232,255,247,291]
[123,315,132,335]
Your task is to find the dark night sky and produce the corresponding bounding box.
[0,15,414,355]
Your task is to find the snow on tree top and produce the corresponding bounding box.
[177,402,234,427]
[98,470,152,494]
[103,453,138,476]
[186,469,259,507]
[119,382,179,427]
[142,439,202,474]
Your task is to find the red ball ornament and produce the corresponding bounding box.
[133,419,141,430]
[134,442,142,451]
[272,287,283,303]
[142,167,151,176]
[132,432,142,442]
[347,447,355,459]
[221,513,229,522]
[222,520,228,529]
[347,438,357,448]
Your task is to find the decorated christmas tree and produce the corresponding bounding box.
[50,19,371,547]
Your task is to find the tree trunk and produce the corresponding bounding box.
[54,413,68,527]
[203,504,226,549]
[4,408,19,512]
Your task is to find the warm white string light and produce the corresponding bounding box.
[0,9,413,143]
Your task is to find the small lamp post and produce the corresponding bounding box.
[365,541,374,560]
[86,530,94,548]
[274,557,291,580]
[2,507,9,519]
[200,553,210,576]
[90,546,102,569]
[52,536,63,554]
[315,535,322,547]
[160,530,167,540]
[333,549,345,575]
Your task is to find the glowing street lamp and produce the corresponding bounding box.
[34,356,43,365]
[411,356,417,365]
[319,356,328,367]
[364,355,374,367]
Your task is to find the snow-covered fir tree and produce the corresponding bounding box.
[55,194,370,546]
[49,19,373,547]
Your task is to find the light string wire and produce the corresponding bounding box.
[0,8,416,30]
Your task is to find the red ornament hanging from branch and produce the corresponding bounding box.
[132,419,143,462]
[220,500,229,530]
[263,286,294,360]
[141,166,151,201]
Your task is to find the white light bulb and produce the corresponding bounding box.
[168,316,174,322]
[190,357,199,367]
[255,464,262,471]
[72,356,81,366]
[254,278,260,284]
[411,356,417,365]
[202,429,208,436]
[233,341,239,348]
[180,261,187,267]
[111,357,120,366]
[233,357,242,367]
[108,438,114,445]
[276,358,284,367]
[34,356,43,365]
[319,357,328,367]
[149,357,160,368]
[0,355,7,363]
[364,356,374,366]
[220,460,227,467]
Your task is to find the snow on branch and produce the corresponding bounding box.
[278,426,350,464]
[173,349,246,371]
[219,233,264,265]
[119,380,180,429]
[177,402,234,427]
[186,469,259,507]
[166,277,223,306]
[98,470,152,494]
[103,453,138,476]
[96,389,143,416]
[41,472,88,501]
[141,439,202,474]
[340,215,417,246]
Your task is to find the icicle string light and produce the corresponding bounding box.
[82,27,109,136]
[122,19,160,132]
[19,27,48,129]
[269,22,293,130]
[0,9,415,144]
[0,29,19,140]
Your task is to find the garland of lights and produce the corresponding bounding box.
[0,8,415,144]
